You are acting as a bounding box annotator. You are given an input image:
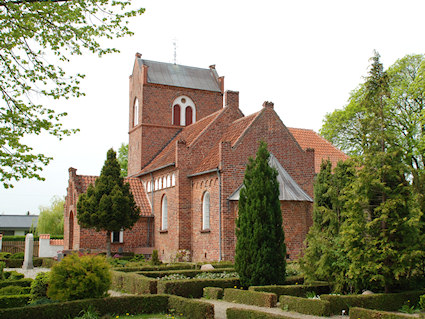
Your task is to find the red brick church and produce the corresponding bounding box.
[64,53,347,262]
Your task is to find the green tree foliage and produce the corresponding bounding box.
[235,141,286,287]
[118,143,128,177]
[0,1,144,188]
[306,52,425,294]
[77,148,140,257]
[37,196,64,236]
[299,159,355,288]
[47,254,111,301]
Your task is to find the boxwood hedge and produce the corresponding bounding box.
[349,307,420,319]
[111,271,157,294]
[157,278,240,298]
[227,307,293,319]
[223,288,277,307]
[203,287,224,300]
[279,295,331,316]
[0,294,31,308]
[249,282,330,298]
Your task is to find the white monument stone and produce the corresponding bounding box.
[22,233,34,270]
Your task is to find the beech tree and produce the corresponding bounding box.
[235,141,286,287]
[0,0,144,188]
[77,148,140,257]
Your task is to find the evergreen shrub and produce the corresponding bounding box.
[157,278,240,298]
[203,287,224,299]
[0,295,213,319]
[111,271,157,294]
[321,290,425,314]
[151,249,161,265]
[47,254,111,301]
[0,261,5,280]
[30,272,49,300]
[0,294,31,308]
[0,253,11,259]
[168,295,214,319]
[10,252,24,259]
[223,288,277,307]
[3,270,25,280]
[279,295,331,316]
[227,307,292,319]
[349,307,418,319]
[0,285,30,295]
[249,282,330,298]
[0,278,33,288]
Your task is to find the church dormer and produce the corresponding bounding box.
[172,95,196,126]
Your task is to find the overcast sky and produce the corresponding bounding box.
[1,0,424,215]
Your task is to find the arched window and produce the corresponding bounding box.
[173,104,181,126]
[133,98,139,127]
[171,96,196,126]
[155,179,158,191]
[202,192,210,230]
[161,195,168,230]
[171,174,176,186]
[147,181,151,192]
[185,107,193,126]
[166,175,171,188]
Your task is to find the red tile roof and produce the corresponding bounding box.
[191,111,261,174]
[74,175,152,217]
[139,109,223,174]
[288,127,348,173]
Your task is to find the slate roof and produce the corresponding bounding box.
[137,59,222,92]
[0,215,38,230]
[73,175,152,217]
[228,153,313,202]
[288,128,349,174]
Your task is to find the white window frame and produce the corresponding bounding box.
[171,95,196,126]
[161,195,168,230]
[111,230,124,243]
[202,191,210,230]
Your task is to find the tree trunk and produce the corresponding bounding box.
[106,231,111,257]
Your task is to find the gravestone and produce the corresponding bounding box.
[22,233,34,270]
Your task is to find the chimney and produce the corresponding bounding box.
[262,101,274,109]
[224,90,239,109]
[135,52,142,58]
[209,64,216,69]
[218,76,224,93]
[142,64,148,84]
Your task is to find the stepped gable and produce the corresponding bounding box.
[72,173,151,216]
[191,110,262,175]
[137,109,224,175]
[288,127,348,173]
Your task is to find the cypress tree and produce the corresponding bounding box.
[235,141,286,287]
[77,148,140,257]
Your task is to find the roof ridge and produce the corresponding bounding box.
[140,59,215,72]
[188,107,227,147]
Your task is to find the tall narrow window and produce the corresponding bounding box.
[185,107,193,126]
[173,104,181,126]
[133,98,139,127]
[202,192,210,230]
[161,195,168,230]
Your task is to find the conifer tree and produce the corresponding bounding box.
[338,52,423,293]
[77,149,140,257]
[300,159,355,290]
[235,141,286,287]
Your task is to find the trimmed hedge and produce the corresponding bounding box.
[249,282,330,298]
[321,290,425,315]
[0,295,214,319]
[168,295,214,319]
[0,257,44,268]
[3,271,25,280]
[283,275,304,285]
[157,278,240,298]
[223,288,277,307]
[112,263,196,272]
[140,268,235,278]
[0,294,31,308]
[203,287,224,299]
[0,278,33,289]
[279,295,330,316]
[227,307,293,319]
[111,271,157,294]
[349,307,419,319]
[0,286,31,295]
